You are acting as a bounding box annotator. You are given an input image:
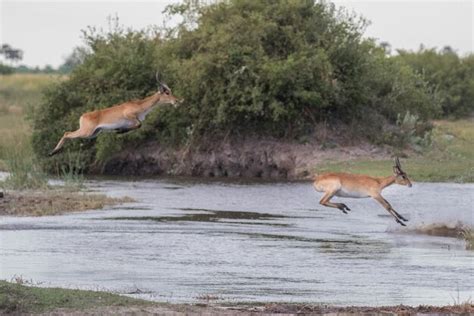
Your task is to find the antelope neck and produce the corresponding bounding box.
[379,175,396,190]
[140,93,162,111]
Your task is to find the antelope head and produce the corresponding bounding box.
[155,71,181,108]
[393,157,412,187]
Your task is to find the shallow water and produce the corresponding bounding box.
[0,178,473,306]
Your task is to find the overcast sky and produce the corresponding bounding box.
[0,0,472,68]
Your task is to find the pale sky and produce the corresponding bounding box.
[0,0,473,68]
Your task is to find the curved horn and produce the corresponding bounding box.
[394,157,403,174]
[155,71,161,83]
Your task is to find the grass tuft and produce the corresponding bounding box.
[0,280,151,314]
[461,228,474,250]
[1,138,48,190]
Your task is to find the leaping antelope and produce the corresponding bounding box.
[313,158,412,226]
[49,73,181,156]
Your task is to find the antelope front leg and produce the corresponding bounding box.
[320,191,351,214]
[372,194,407,226]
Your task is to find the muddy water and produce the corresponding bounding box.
[0,178,473,306]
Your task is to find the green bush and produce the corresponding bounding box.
[32,0,441,171]
[0,63,14,75]
[395,47,474,118]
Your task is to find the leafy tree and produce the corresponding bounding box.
[32,0,440,172]
[58,47,89,74]
[395,47,474,117]
[0,44,23,64]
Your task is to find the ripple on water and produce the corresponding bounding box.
[0,180,473,306]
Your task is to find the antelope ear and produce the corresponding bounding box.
[393,166,399,175]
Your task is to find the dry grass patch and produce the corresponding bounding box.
[0,190,134,216]
[461,228,474,250]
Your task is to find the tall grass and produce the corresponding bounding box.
[0,74,61,112]
[58,149,86,189]
[0,74,61,188]
[461,228,474,250]
[1,137,48,190]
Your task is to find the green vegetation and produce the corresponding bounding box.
[32,0,440,172]
[2,2,472,181]
[0,74,63,188]
[395,47,474,118]
[316,119,474,182]
[0,63,14,75]
[1,280,473,315]
[2,140,48,190]
[0,73,59,113]
[0,280,151,314]
[0,74,133,215]
[0,74,61,172]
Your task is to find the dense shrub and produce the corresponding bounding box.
[32,0,440,171]
[32,23,163,169]
[395,47,474,118]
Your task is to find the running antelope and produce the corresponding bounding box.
[313,158,412,226]
[49,74,180,156]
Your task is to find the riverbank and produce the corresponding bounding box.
[102,136,390,180]
[1,281,473,315]
[0,190,133,216]
[102,119,473,183]
[1,73,471,183]
[316,119,474,183]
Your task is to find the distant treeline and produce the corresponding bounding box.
[0,62,80,75]
[0,64,61,75]
[0,45,85,75]
[31,0,473,171]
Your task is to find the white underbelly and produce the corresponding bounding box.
[335,188,369,198]
[98,120,134,131]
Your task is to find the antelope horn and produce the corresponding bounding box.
[394,157,403,172]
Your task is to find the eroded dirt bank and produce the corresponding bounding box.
[101,137,390,180]
[44,303,474,315]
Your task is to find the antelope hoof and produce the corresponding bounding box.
[399,215,409,222]
[338,205,348,214]
[397,219,407,227]
[49,148,61,156]
[341,204,351,211]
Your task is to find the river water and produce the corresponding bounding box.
[1,178,473,306]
